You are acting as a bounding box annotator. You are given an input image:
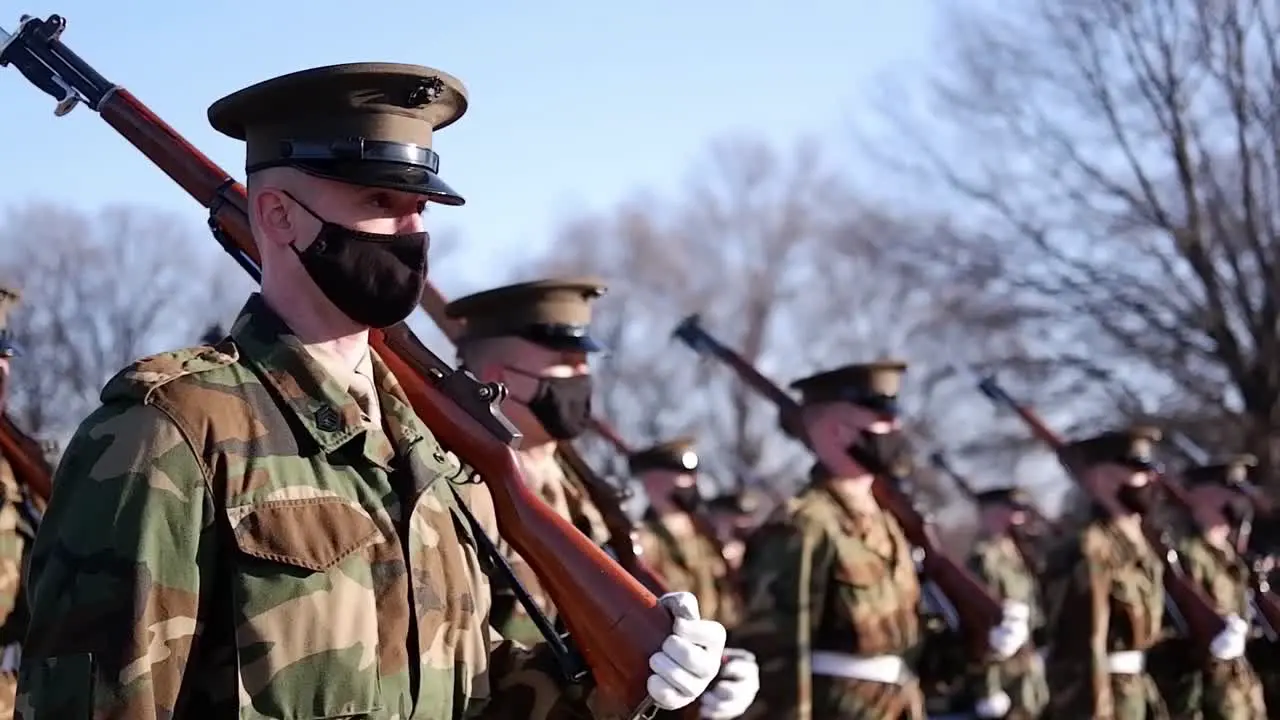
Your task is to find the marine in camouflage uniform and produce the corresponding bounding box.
[964,487,1050,719]
[0,287,34,720]
[15,64,725,719]
[731,361,1030,719]
[632,437,743,629]
[446,279,614,646]
[1155,455,1266,719]
[1043,427,1171,720]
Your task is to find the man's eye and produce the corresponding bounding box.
[367,193,392,209]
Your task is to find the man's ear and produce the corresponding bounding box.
[252,187,297,249]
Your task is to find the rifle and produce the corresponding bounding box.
[0,412,51,507]
[1,15,671,715]
[975,374,1229,658]
[671,314,1003,658]
[417,281,669,595]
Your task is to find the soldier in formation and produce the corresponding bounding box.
[2,44,1280,720]
[1155,455,1267,719]
[729,361,1030,719]
[630,436,743,629]
[13,64,729,719]
[446,277,616,645]
[1044,427,1253,719]
[0,287,34,720]
[965,487,1050,719]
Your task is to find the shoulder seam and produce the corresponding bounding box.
[146,395,218,502]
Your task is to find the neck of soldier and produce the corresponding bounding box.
[1204,523,1232,549]
[828,473,879,514]
[261,278,369,374]
[648,491,684,518]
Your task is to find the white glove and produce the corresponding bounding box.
[1209,614,1249,661]
[648,592,727,710]
[700,649,759,719]
[974,691,1012,718]
[987,601,1030,660]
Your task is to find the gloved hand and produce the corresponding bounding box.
[987,601,1031,660]
[1209,614,1249,661]
[700,648,759,719]
[974,691,1011,718]
[648,592,727,710]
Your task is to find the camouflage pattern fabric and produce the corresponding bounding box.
[15,294,625,720]
[1152,535,1266,720]
[637,511,742,629]
[966,534,1049,719]
[730,483,924,720]
[1043,518,1169,720]
[490,449,610,646]
[0,452,33,720]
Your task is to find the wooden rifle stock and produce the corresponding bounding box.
[0,412,51,507]
[975,375,1228,657]
[0,15,671,712]
[417,280,669,595]
[672,315,1003,658]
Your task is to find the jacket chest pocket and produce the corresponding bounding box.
[832,547,895,616]
[225,496,388,719]
[830,545,911,654]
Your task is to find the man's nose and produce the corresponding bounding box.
[401,213,425,234]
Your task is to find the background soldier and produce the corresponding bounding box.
[1045,427,1249,719]
[1154,455,1267,719]
[632,436,743,628]
[0,286,33,720]
[15,64,723,719]
[731,361,1028,720]
[965,487,1050,719]
[447,277,616,644]
[448,278,758,718]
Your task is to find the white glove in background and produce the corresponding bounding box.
[648,592,727,710]
[988,600,1031,660]
[974,691,1012,718]
[1209,614,1248,661]
[700,649,759,719]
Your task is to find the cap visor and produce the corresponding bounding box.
[293,159,464,205]
[527,334,606,353]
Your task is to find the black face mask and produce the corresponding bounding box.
[1117,483,1158,514]
[1223,495,1253,527]
[670,485,704,513]
[846,430,913,477]
[284,192,428,329]
[506,368,593,440]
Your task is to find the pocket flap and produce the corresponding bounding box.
[227,497,382,572]
[833,548,888,587]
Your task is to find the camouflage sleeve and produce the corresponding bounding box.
[966,546,1006,700]
[452,479,631,720]
[0,457,26,626]
[16,403,214,720]
[729,517,834,720]
[1045,533,1114,718]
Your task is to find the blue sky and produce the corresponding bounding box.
[1,0,937,294]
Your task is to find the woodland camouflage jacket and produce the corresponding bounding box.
[15,294,621,720]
